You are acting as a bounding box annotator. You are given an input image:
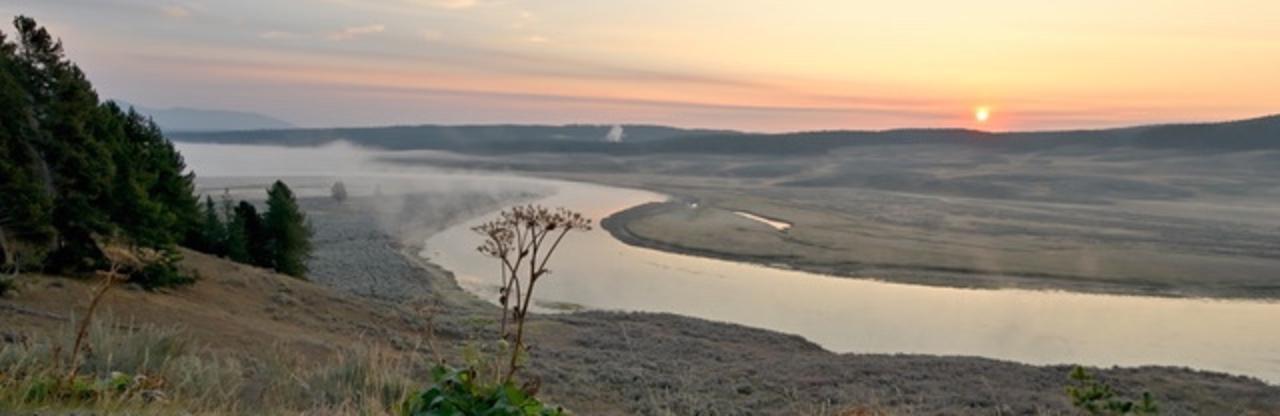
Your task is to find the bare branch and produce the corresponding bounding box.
[471,204,591,384]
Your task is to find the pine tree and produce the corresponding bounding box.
[263,181,311,278]
[12,16,116,270]
[0,28,54,271]
[197,196,226,255]
[0,17,202,285]
[233,201,268,267]
[218,191,247,262]
[129,111,199,246]
[97,102,168,248]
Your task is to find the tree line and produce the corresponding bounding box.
[191,182,312,278]
[0,16,310,286]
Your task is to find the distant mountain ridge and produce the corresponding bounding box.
[168,114,1280,154]
[169,124,737,150]
[120,102,295,132]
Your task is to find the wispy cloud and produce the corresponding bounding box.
[420,29,444,42]
[523,35,550,44]
[427,0,478,10]
[511,10,536,29]
[328,24,386,41]
[160,5,192,18]
[259,31,306,40]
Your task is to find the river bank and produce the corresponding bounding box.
[600,199,1280,300]
[383,149,1280,301]
[7,183,1275,414]
[310,189,1280,414]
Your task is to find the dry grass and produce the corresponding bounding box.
[0,316,425,415]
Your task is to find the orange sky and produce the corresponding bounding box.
[5,0,1279,131]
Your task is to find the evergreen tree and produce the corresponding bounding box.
[12,16,116,270]
[97,102,169,248]
[0,17,202,285]
[219,191,249,262]
[197,195,226,255]
[130,110,199,246]
[0,18,318,285]
[263,181,311,278]
[0,30,53,271]
[233,201,268,267]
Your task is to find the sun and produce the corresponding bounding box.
[974,106,991,123]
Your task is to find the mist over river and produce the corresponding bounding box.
[181,143,1280,384]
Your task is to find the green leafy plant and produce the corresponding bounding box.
[400,365,564,416]
[1067,366,1158,415]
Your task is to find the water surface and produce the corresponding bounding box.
[177,143,1280,384]
[426,178,1280,384]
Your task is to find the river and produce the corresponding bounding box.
[426,177,1280,384]
[179,143,1280,384]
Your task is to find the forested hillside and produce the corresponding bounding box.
[0,17,199,285]
[170,124,735,150]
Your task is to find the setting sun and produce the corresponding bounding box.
[974,106,991,123]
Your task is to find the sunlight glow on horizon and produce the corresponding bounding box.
[975,106,992,123]
[6,0,1279,132]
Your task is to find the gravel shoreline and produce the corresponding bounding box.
[297,190,1280,414]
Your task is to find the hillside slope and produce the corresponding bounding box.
[3,249,424,363]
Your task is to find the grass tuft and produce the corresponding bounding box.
[0,317,425,415]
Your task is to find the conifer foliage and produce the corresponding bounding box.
[193,184,312,279]
[264,180,312,278]
[0,16,316,284]
[0,16,199,287]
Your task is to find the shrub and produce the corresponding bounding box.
[332,181,348,202]
[400,365,564,416]
[1066,366,1158,415]
[130,259,195,290]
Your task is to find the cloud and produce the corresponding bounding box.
[523,35,550,44]
[428,0,479,10]
[260,31,306,40]
[420,29,444,42]
[328,24,386,41]
[511,10,536,29]
[160,5,192,18]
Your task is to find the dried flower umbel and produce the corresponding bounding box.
[471,205,591,382]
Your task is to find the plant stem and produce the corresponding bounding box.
[65,262,119,386]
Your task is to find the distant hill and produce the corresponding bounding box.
[169,124,736,150]
[122,102,295,132]
[168,114,1280,155]
[641,114,1280,155]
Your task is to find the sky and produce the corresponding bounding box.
[1,0,1278,132]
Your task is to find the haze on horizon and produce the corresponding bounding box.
[3,0,1278,132]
